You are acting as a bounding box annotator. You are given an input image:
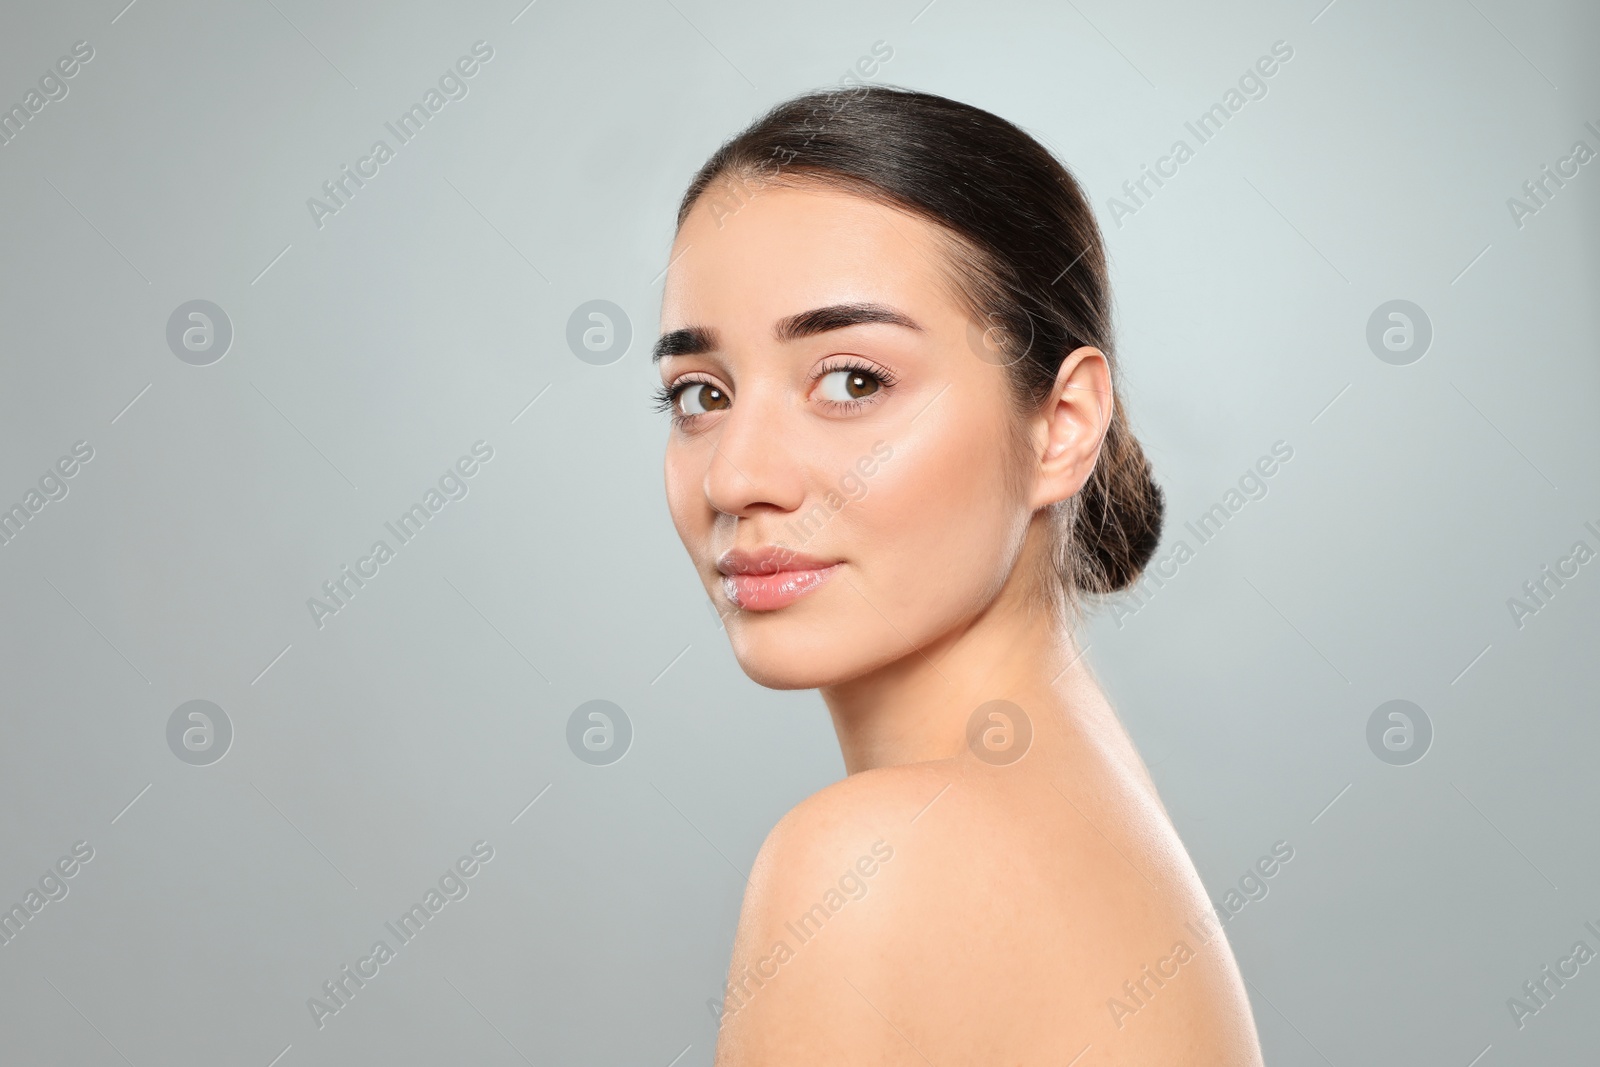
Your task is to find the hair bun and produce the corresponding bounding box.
[1070,412,1165,596]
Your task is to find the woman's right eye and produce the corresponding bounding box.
[677,381,731,417]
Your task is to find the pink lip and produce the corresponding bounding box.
[722,566,838,611]
[716,546,840,611]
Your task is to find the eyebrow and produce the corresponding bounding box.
[652,326,716,362]
[652,302,921,363]
[775,302,923,342]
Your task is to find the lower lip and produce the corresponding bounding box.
[722,565,839,611]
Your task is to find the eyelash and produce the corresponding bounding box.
[651,358,899,426]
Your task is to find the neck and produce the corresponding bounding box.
[819,560,1095,774]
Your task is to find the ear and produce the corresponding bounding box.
[1030,346,1112,510]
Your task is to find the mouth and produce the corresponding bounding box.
[716,546,841,612]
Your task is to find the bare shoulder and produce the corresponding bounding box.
[751,759,957,881]
[724,760,965,987]
[712,760,980,1063]
[713,758,1263,1065]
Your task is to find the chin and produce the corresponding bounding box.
[723,618,873,691]
[726,606,939,691]
[726,629,843,690]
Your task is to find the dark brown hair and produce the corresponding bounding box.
[675,85,1164,611]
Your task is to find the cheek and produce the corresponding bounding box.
[663,444,710,546]
[847,406,1025,606]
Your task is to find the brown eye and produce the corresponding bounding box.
[679,382,730,416]
[816,368,881,402]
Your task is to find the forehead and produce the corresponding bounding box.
[661,181,965,331]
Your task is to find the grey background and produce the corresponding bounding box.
[0,0,1596,1064]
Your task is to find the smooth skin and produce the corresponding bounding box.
[658,179,1264,1065]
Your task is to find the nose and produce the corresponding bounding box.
[703,387,807,519]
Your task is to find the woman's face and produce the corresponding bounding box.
[657,180,1041,690]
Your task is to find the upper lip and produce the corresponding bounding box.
[716,546,838,576]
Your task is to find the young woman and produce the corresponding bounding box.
[653,86,1264,1065]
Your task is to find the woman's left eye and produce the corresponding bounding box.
[815,368,883,403]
